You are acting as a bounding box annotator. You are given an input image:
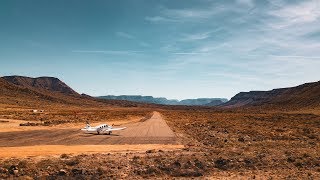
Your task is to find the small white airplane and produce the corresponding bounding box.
[81,122,126,135]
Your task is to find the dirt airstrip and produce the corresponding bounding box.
[0,112,183,157]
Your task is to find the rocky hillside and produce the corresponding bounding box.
[223,81,320,109]
[0,76,144,108]
[2,76,79,96]
[0,76,59,106]
[98,95,228,106]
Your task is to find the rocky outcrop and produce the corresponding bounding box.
[2,76,79,96]
[0,76,148,108]
[222,81,320,109]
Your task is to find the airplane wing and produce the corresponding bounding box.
[109,127,127,131]
[102,127,126,132]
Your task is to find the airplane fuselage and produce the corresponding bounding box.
[81,123,126,135]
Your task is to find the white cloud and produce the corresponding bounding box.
[236,0,254,7]
[145,5,229,23]
[144,1,320,94]
[162,8,216,19]
[72,50,142,55]
[269,55,320,59]
[115,31,150,47]
[179,32,211,41]
[267,0,286,7]
[172,52,209,55]
[145,16,177,22]
[269,0,320,28]
[116,31,135,39]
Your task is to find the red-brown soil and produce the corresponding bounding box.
[0,76,319,179]
[0,112,179,147]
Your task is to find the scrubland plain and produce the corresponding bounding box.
[0,105,319,179]
[0,77,319,179]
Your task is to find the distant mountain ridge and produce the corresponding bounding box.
[98,95,228,106]
[2,75,319,110]
[222,81,320,109]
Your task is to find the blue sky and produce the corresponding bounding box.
[1,0,320,99]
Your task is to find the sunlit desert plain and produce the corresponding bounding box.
[0,76,319,179]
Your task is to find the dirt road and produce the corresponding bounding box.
[0,112,179,147]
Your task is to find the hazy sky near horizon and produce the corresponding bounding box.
[1,0,320,100]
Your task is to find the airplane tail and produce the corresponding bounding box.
[80,121,91,131]
[85,121,91,129]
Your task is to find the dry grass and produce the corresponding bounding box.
[160,109,320,177]
[0,106,319,178]
[0,106,152,125]
[0,150,319,179]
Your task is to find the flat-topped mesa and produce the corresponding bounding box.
[98,95,228,106]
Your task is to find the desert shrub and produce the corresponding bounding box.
[294,162,303,168]
[176,169,203,177]
[18,160,28,168]
[243,158,256,168]
[60,154,70,159]
[287,157,295,163]
[214,158,230,170]
[36,159,56,169]
[65,158,80,166]
[96,167,106,175]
